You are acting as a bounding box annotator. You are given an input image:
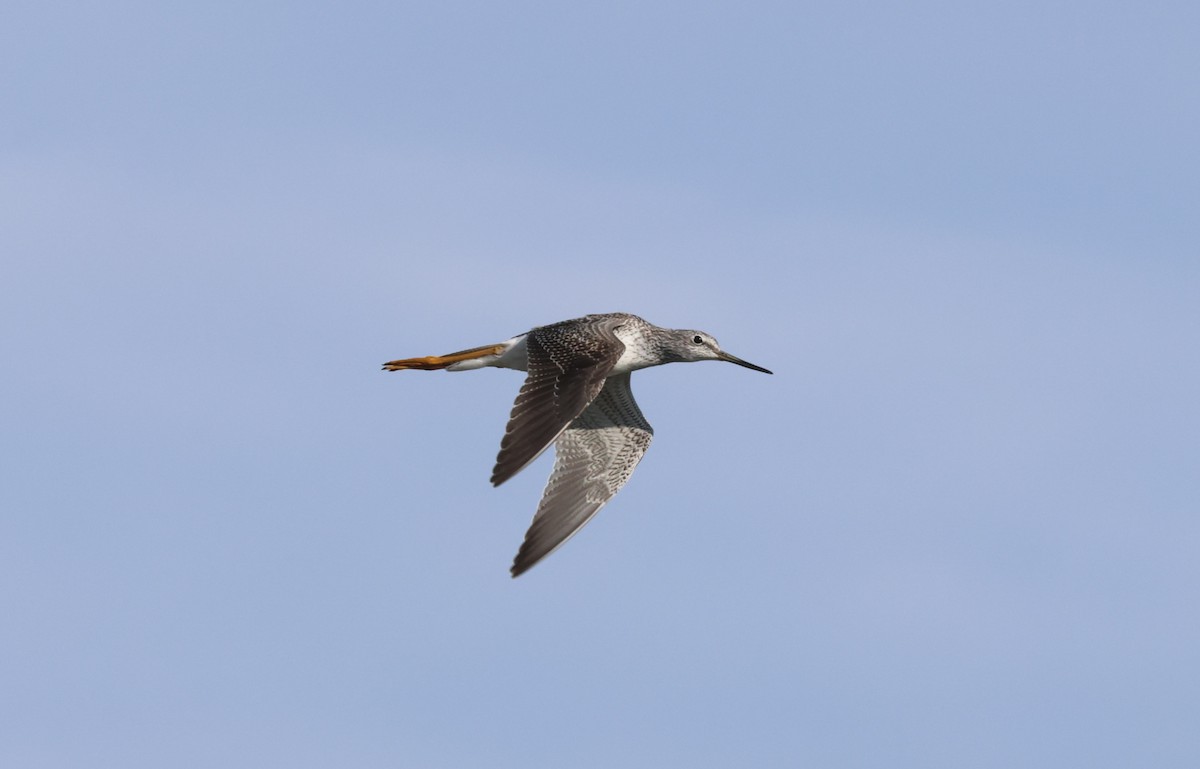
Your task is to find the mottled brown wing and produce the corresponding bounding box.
[489,316,626,487]
[510,373,654,577]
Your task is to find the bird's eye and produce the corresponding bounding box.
[692,335,703,344]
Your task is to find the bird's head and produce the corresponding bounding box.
[667,330,773,374]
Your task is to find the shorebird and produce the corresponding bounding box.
[383,312,772,576]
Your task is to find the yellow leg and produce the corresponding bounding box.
[382,343,506,371]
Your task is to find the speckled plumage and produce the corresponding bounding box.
[383,312,772,577]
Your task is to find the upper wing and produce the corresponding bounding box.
[490,316,625,487]
[509,373,653,577]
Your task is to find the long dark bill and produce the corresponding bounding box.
[717,351,773,374]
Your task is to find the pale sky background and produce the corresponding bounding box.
[3,2,1199,768]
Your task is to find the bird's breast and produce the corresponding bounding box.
[610,327,657,374]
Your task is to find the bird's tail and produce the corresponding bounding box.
[382,343,506,371]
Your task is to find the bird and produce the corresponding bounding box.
[382,312,772,577]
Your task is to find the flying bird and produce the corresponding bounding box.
[383,312,772,576]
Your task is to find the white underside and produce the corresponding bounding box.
[445,335,529,371]
[610,324,654,374]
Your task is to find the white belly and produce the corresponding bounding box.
[444,334,529,371]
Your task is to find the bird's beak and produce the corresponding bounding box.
[717,351,773,374]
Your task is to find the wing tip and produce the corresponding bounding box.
[509,548,539,578]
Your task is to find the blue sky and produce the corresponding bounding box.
[3,2,1198,767]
